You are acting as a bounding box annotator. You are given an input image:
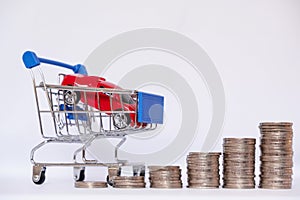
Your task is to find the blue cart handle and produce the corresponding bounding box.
[22,51,88,75]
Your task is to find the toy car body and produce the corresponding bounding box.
[61,74,139,129]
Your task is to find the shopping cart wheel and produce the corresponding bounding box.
[133,165,145,177]
[106,175,114,186]
[63,89,81,105]
[32,165,46,185]
[73,167,85,182]
[112,111,131,129]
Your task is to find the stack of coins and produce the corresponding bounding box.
[148,166,182,188]
[259,122,293,189]
[223,138,256,189]
[186,152,221,188]
[113,176,146,188]
[74,181,107,188]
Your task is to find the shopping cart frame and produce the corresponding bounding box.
[23,51,164,185]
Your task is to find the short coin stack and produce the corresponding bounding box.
[259,122,293,189]
[186,152,221,188]
[113,176,146,188]
[74,181,107,188]
[148,166,182,188]
[223,138,256,189]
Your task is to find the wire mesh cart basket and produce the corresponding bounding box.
[22,51,164,185]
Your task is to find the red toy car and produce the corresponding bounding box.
[22,51,162,129]
[61,74,139,129]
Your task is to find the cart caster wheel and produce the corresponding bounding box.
[139,170,145,177]
[32,165,46,185]
[106,167,121,186]
[33,171,46,185]
[106,175,114,186]
[74,167,85,182]
[133,165,145,177]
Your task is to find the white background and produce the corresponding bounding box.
[0,0,299,199]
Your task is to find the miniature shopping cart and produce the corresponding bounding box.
[22,51,164,185]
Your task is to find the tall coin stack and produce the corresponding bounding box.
[186,152,221,188]
[148,166,183,188]
[259,122,293,189]
[223,138,256,189]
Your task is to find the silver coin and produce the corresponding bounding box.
[114,185,146,188]
[148,166,180,171]
[188,185,219,189]
[114,182,146,187]
[150,183,182,188]
[114,176,144,181]
[259,122,293,126]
